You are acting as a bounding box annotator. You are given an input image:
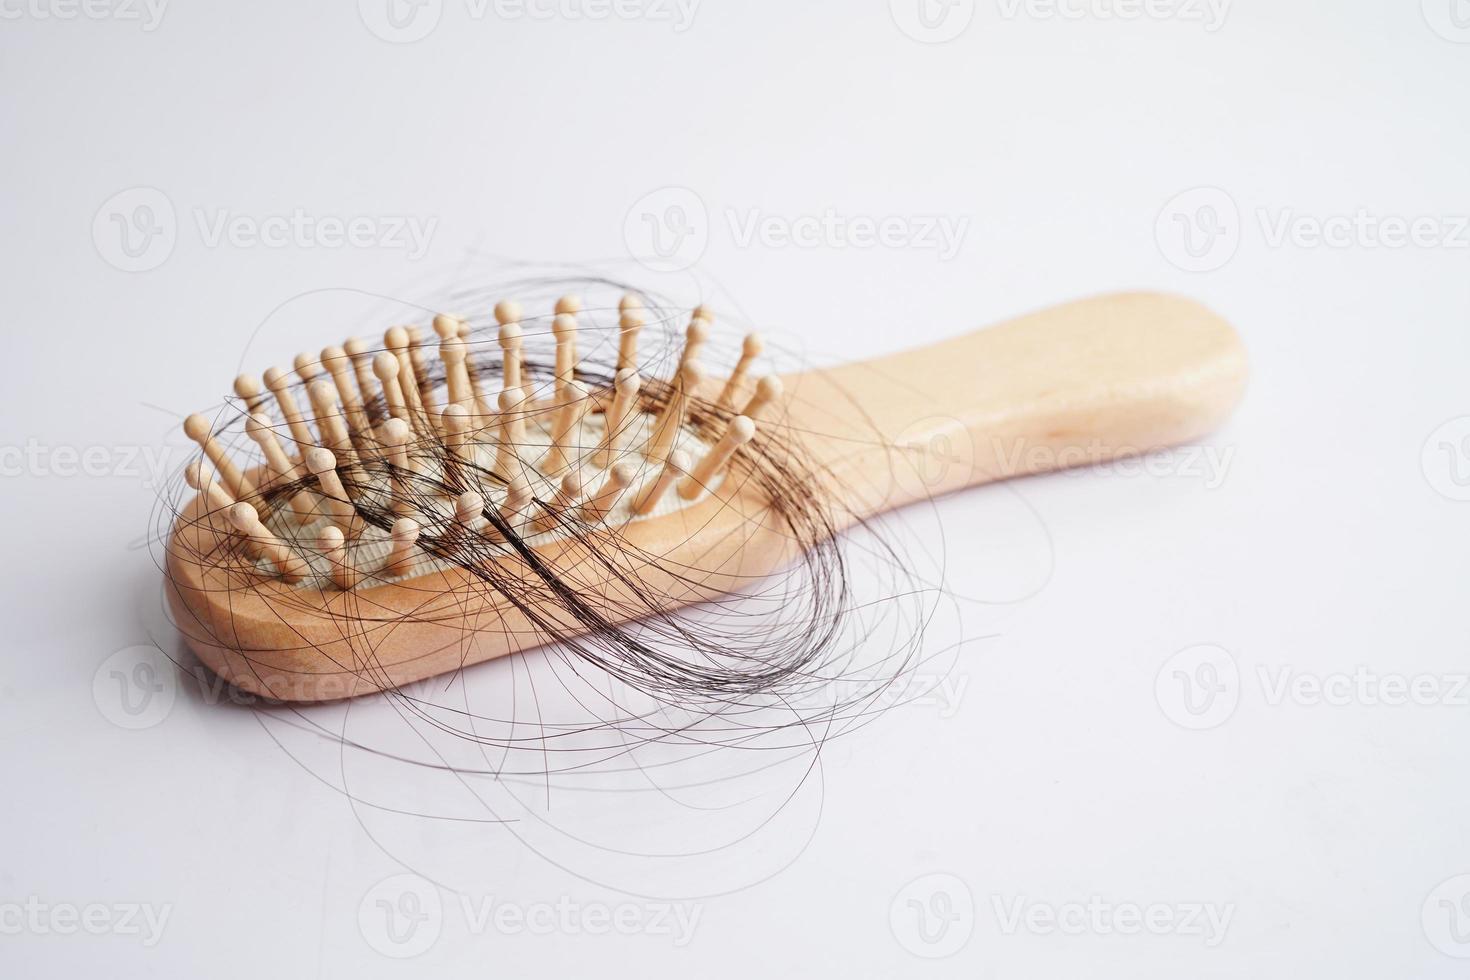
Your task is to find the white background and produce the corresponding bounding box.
[3,0,1470,976]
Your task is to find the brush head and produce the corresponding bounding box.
[166,294,804,702]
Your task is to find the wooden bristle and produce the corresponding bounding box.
[631,449,689,516]
[439,335,473,413]
[294,352,323,387]
[233,374,267,414]
[455,318,491,418]
[453,490,485,534]
[307,380,353,460]
[679,415,755,500]
[406,326,440,429]
[717,333,763,410]
[372,352,409,429]
[262,366,314,456]
[677,316,709,375]
[552,313,578,394]
[245,413,299,485]
[432,313,464,342]
[494,388,527,478]
[320,345,372,443]
[501,473,534,534]
[440,403,473,489]
[228,502,307,583]
[740,374,783,423]
[288,487,320,525]
[498,320,524,396]
[647,360,703,462]
[555,295,582,316]
[406,326,433,396]
[317,525,357,590]
[541,380,590,476]
[590,369,640,469]
[304,448,356,526]
[342,338,379,411]
[383,517,420,578]
[534,472,582,534]
[184,460,234,514]
[493,300,522,327]
[617,310,644,374]
[384,326,427,430]
[381,417,414,516]
[583,462,634,522]
[184,414,255,500]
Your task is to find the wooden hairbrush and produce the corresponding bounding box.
[165,290,1246,702]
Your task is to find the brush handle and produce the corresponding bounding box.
[782,292,1248,518]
